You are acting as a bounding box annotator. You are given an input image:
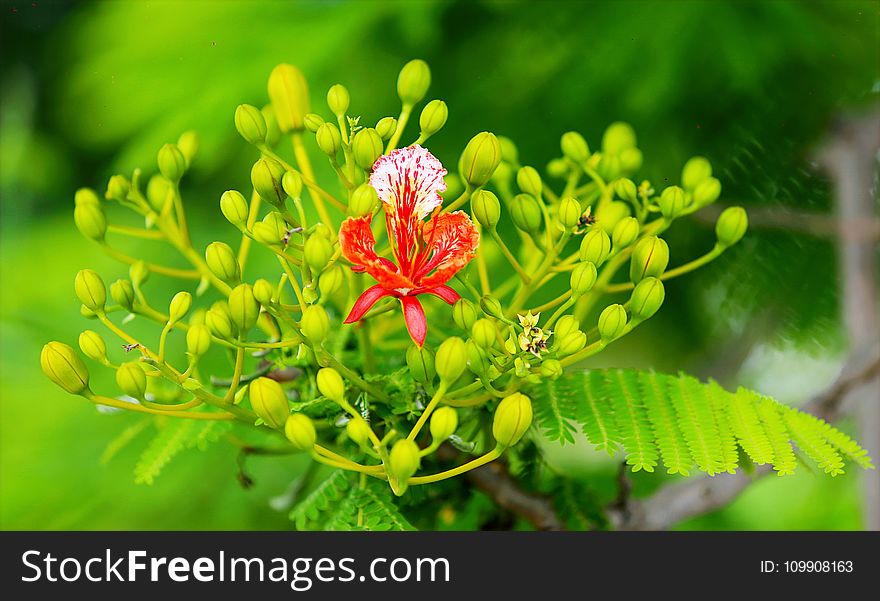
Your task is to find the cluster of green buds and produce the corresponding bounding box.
[43,59,747,497]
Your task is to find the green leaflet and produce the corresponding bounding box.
[133,418,232,485]
[532,369,874,477]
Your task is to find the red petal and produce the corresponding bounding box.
[339,216,415,290]
[400,296,427,347]
[344,285,394,324]
[420,285,460,305]
[416,211,480,289]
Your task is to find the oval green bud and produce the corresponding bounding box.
[560,131,589,163]
[234,104,267,146]
[553,315,580,340]
[470,189,501,230]
[326,83,350,116]
[375,117,398,140]
[252,278,275,306]
[219,190,249,227]
[658,185,686,219]
[694,177,722,206]
[116,361,147,400]
[346,416,372,447]
[615,178,638,202]
[397,59,431,105]
[595,200,631,234]
[205,241,241,284]
[516,166,542,197]
[430,406,458,442]
[452,298,478,331]
[479,295,504,319]
[419,99,448,138]
[252,213,287,246]
[282,170,303,199]
[262,105,281,147]
[316,367,346,403]
[558,196,582,228]
[619,148,643,173]
[611,216,640,250]
[186,324,212,357]
[492,392,533,448]
[597,153,622,180]
[74,202,107,241]
[75,187,101,207]
[316,122,342,158]
[630,277,665,321]
[304,113,325,133]
[547,158,569,178]
[146,174,172,211]
[41,342,90,395]
[349,183,378,217]
[304,234,333,272]
[78,330,107,364]
[130,260,150,288]
[268,63,309,133]
[681,156,712,190]
[228,284,260,332]
[177,131,199,166]
[471,319,497,349]
[458,131,501,187]
[466,339,490,375]
[168,291,192,324]
[105,175,130,202]
[406,344,435,385]
[509,193,543,233]
[715,206,748,247]
[189,308,207,327]
[388,439,420,494]
[75,269,106,311]
[598,304,628,342]
[206,305,236,339]
[301,305,330,344]
[629,236,669,283]
[435,336,467,383]
[579,229,611,266]
[285,413,317,450]
[570,262,598,296]
[351,127,383,170]
[251,157,287,206]
[249,376,290,429]
[602,121,637,155]
[157,143,187,183]
[540,358,563,379]
[498,136,519,165]
[110,279,135,311]
[556,330,586,356]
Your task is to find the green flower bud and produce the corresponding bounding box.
[168,291,192,324]
[480,295,504,319]
[285,413,317,450]
[249,377,290,429]
[516,166,542,197]
[435,336,467,383]
[301,305,330,344]
[251,157,287,206]
[492,392,533,448]
[556,331,586,356]
[598,304,628,342]
[205,242,241,284]
[206,305,236,339]
[316,367,346,403]
[186,324,212,358]
[471,319,497,349]
[509,193,543,233]
[681,156,712,190]
[388,439,420,495]
[452,298,478,331]
[116,361,147,400]
[349,183,378,217]
[558,196,582,228]
[105,175,130,202]
[553,315,580,339]
[252,213,288,246]
[304,235,333,272]
[602,122,637,155]
[41,342,90,395]
[75,187,101,207]
[346,416,372,446]
[570,262,598,296]
[326,84,350,116]
[615,178,638,202]
[579,228,612,266]
[130,260,150,288]
[397,59,431,105]
[611,216,640,250]
[220,190,249,227]
[146,174,172,211]
[430,406,458,442]
[78,330,107,364]
[630,277,665,321]
[75,269,106,311]
[629,236,669,283]
[351,127,383,170]
[491,161,513,188]
[658,185,686,219]
[177,130,199,166]
[74,202,107,241]
[694,177,722,206]
[110,279,135,311]
[316,122,342,158]
[406,344,435,385]
[466,339,490,375]
[268,63,309,133]
[304,113,325,133]
[540,359,563,379]
[318,266,345,298]
[375,117,398,140]
[228,284,260,332]
[458,132,501,187]
[597,153,622,180]
[715,206,748,247]
[262,104,282,147]
[189,308,207,327]
[498,136,519,165]
[547,158,569,178]
[419,99,448,138]
[234,104,267,146]
[252,278,274,306]
[470,189,501,230]
[595,200,631,234]
[619,147,643,173]
[560,131,589,163]
[282,170,303,199]
[157,143,187,183]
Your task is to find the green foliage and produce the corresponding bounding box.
[533,369,873,477]
[133,419,231,485]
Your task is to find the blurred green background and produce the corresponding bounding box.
[1,0,877,530]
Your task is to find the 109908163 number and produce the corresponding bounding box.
[784,560,853,573]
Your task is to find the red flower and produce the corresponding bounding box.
[339,145,480,346]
